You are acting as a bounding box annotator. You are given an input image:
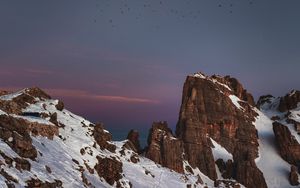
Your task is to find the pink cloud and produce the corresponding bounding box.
[0,87,159,104]
[44,88,160,104]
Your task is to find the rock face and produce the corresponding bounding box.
[93,123,116,153]
[278,90,300,112]
[126,129,141,153]
[273,121,300,165]
[175,73,266,188]
[221,75,255,106]
[145,121,184,173]
[0,115,38,159]
[289,165,299,186]
[94,156,123,187]
[0,87,51,115]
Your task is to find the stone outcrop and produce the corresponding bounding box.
[25,178,62,188]
[289,165,299,186]
[175,74,266,188]
[273,121,300,165]
[55,100,64,111]
[278,90,300,112]
[221,75,255,106]
[94,156,123,187]
[145,121,184,173]
[93,123,116,153]
[0,87,51,115]
[0,115,37,159]
[126,129,141,153]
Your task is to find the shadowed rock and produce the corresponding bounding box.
[145,121,184,173]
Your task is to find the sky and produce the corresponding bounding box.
[0,0,300,140]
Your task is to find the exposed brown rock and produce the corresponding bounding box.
[145,121,184,173]
[94,156,123,186]
[216,159,234,179]
[55,100,64,111]
[14,157,31,171]
[0,115,37,159]
[278,90,300,112]
[223,75,255,106]
[273,121,300,165]
[49,112,59,126]
[0,90,10,96]
[25,178,62,188]
[126,129,141,153]
[0,87,50,115]
[93,123,116,153]
[176,75,266,187]
[23,87,51,100]
[289,165,299,186]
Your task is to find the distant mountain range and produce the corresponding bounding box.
[0,72,299,188]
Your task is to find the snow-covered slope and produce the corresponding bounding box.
[255,94,300,188]
[0,82,299,188]
[254,110,294,188]
[0,88,216,188]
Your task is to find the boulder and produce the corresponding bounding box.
[55,100,64,111]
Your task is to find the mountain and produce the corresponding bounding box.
[0,72,299,188]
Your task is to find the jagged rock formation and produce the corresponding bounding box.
[145,121,184,173]
[93,123,116,152]
[279,90,300,112]
[0,73,299,188]
[273,121,300,165]
[126,129,141,153]
[0,87,209,188]
[175,73,266,188]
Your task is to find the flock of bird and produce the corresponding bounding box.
[92,0,255,29]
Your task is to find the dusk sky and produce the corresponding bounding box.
[1,0,300,139]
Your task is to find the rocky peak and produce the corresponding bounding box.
[176,72,266,187]
[23,87,51,100]
[279,90,300,112]
[145,121,184,173]
[126,129,141,154]
[0,87,51,115]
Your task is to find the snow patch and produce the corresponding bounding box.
[193,72,206,79]
[229,95,244,110]
[211,79,232,91]
[0,89,24,101]
[0,109,7,115]
[210,138,233,162]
